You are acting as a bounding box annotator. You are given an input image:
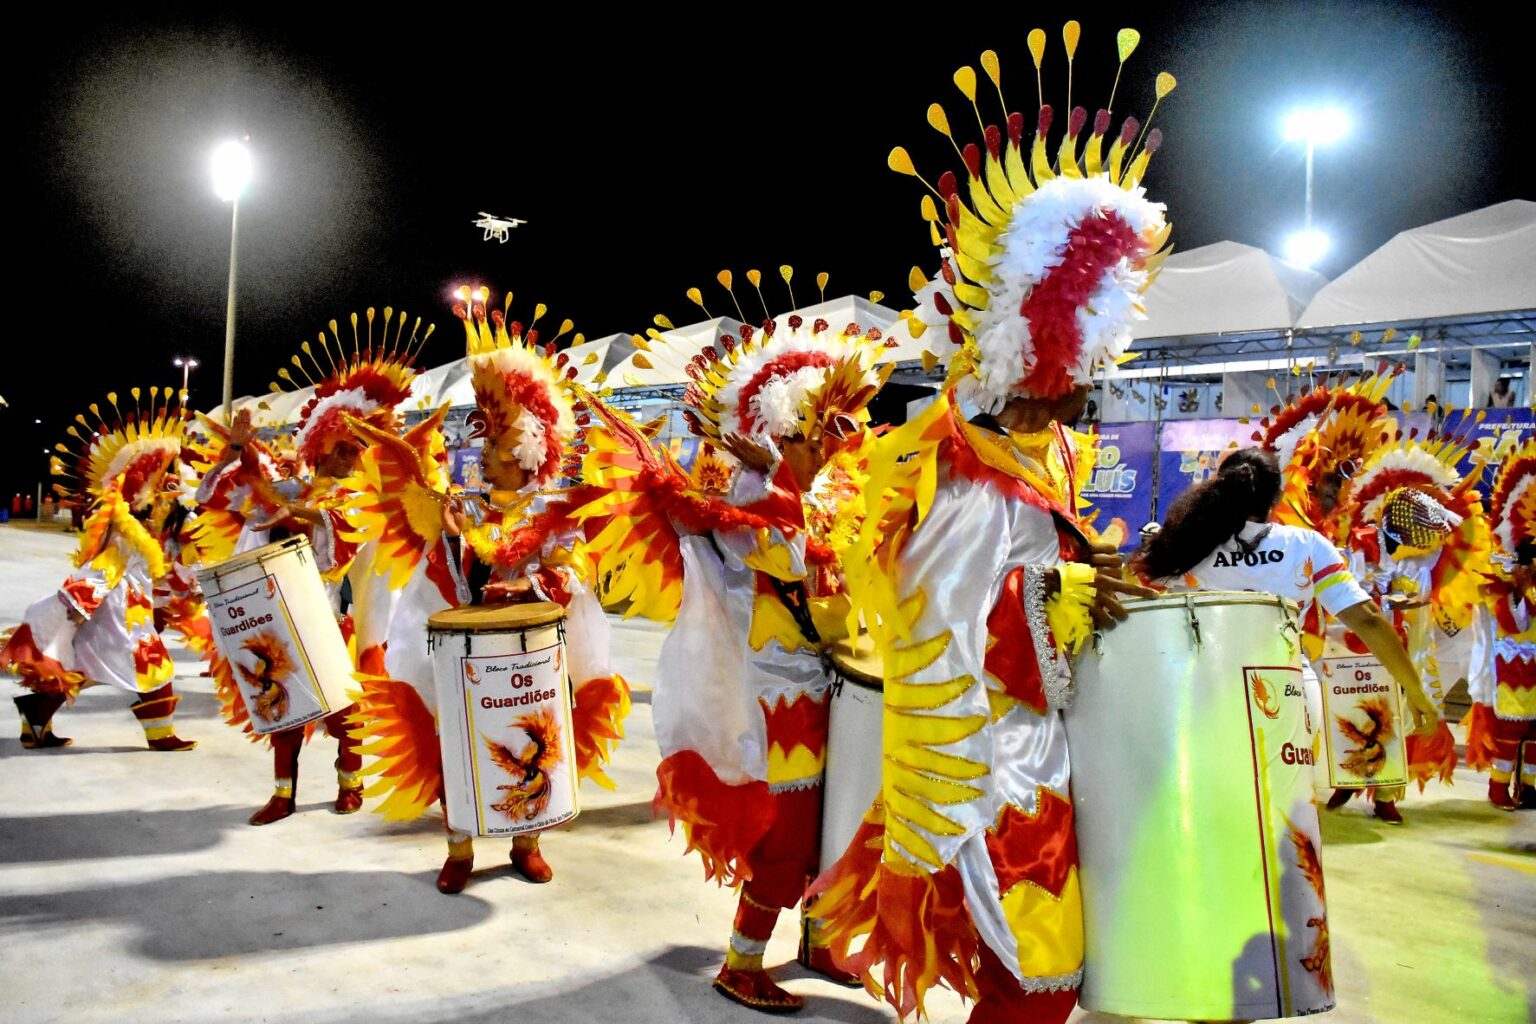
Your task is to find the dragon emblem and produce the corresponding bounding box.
[485,706,563,821]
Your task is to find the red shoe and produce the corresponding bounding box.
[511,839,553,883]
[437,855,474,895]
[1324,788,1354,811]
[797,944,860,987]
[1373,799,1404,825]
[249,796,295,826]
[1489,779,1518,811]
[713,966,804,1014]
[334,787,363,814]
[147,735,197,752]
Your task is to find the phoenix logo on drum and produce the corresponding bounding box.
[1249,671,1281,719]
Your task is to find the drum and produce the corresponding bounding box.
[1316,637,1408,789]
[428,602,579,839]
[197,537,354,734]
[819,635,883,872]
[1066,592,1333,1021]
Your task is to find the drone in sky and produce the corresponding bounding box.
[473,212,527,243]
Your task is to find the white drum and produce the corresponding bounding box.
[1317,638,1408,790]
[820,635,882,872]
[197,537,354,734]
[429,602,579,839]
[1067,592,1333,1021]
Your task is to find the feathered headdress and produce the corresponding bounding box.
[272,308,429,470]
[457,287,582,485]
[893,28,1176,410]
[1348,416,1492,621]
[1490,435,1536,555]
[1255,366,1400,536]
[642,267,891,442]
[52,386,187,511]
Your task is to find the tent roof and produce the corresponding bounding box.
[1298,200,1536,329]
[1132,241,1328,341]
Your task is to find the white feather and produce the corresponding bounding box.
[967,174,1167,408]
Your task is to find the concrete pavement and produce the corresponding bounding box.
[0,522,1531,1024]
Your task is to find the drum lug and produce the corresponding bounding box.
[1185,599,1202,649]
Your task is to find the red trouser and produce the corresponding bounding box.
[1492,716,1536,784]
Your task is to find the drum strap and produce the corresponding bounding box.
[767,576,823,649]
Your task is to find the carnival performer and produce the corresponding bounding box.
[1465,436,1536,809]
[808,34,1180,1024]
[569,281,889,1011]
[1131,448,1438,738]
[343,290,627,895]
[195,308,432,825]
[1251,367,1421,820]
[1342,422,1493,801]
[2,386,196,751]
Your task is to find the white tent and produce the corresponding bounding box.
[1298,200,1536,329]
[1132,241,1328,341]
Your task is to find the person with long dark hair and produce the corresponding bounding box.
[1132,448,1440,816]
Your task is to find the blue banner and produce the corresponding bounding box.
[1083,422,1157,550]
[452,447,484,492]
[1155,419,1260,526]
[1441,407,1536,492]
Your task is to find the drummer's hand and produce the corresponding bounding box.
[1089,568,1157,629]
[485,577,534,603]
[229,408,255,448]
[1404,686,1440,737]
[720,433,777,475]
[441,500,466,538]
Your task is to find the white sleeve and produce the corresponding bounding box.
[1308,533,1371,617]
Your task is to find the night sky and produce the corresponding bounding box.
[7,3,1533,502]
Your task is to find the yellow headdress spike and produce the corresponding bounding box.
[747,269,769,319]
[531,302,548,327]
[888,146,942,198]
[908,266,928,293]
[980,50,1005,113]
[1063,21,1081,114]
[817,271,829,303]
[686,286,711,319]
[654,314,675,331]
[1109,28,1141,113]
[1028,29,1047,108]
[928,103,966,163]
[1128,72,1178,177]
[780,265,796,311]
[718,269,747,321]
[870,290,885,303]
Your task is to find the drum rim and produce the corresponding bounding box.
[1125,590,1298,614]
[199,535,312,577]
[428,600,566,632]
[829,635,883,687]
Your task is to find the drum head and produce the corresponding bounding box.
[429,601,565,633]
[831,635,882,688]
[206,535,312,575]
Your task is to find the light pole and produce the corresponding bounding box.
[212,140,253,422]
[172,356,200,398]
[1282,108,1347,268]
